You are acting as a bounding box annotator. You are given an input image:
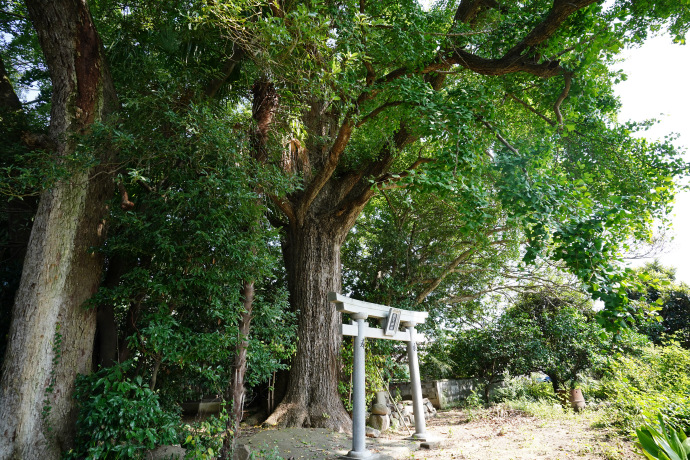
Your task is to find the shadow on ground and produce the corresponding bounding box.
[239,427,422,459]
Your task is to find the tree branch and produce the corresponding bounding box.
[364,61,375,86]
[553,71,572,126]
[504,0,598,56]
[265,208,289,230]
[356,101,404,128]
[482,120,520,155]
[0,9,29,21]
[415,248,475,305]
[269,0,285,19]
[204,44,244,99]
[444,0,598,78]
[507,93,556,126]
[297,116,354,223]
[453,0,503,25]
[334,126,417,223]
[446,49,563,78]
[136,177,153,193]
[373,156,435,189]
[424,30,493,37]
[270,195,296,224]
[117,182,135,210]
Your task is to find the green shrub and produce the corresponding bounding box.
[525,379,558,402]
[66,365,178,459]
[180,410,229,459]
[598,341,690,434]
[490,373,557,404]
[488,373,527,403]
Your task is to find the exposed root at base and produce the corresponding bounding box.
[264,400,352,433]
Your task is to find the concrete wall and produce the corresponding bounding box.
[389,379,477,409]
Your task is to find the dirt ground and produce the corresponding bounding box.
[238,405,638,459]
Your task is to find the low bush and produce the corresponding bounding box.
[66,365,179,459]
[490,373,557,404]
[180,410,229,459]
[596,341,690,434]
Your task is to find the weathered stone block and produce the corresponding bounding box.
[371,403,390,415]
[147,445,186,459]
[368,414,390,432]
[375,391,388,405]
[366,427,381,438]
[233,444,252,460]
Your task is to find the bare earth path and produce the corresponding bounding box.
[415,406,636,460]
[239,405,637,459]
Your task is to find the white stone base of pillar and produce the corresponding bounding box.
[340,449,373,459]
[340,454,394,460]
[405,433,429,441]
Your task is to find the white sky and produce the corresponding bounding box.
[614,35,690,284]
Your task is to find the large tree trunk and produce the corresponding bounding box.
[0,0,116,458]
[261,92,390,431]
[265,215,352,431]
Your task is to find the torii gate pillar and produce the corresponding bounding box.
[403,320,427,441]
[349,312,370,458]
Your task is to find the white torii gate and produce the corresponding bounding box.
[329,292,429,459]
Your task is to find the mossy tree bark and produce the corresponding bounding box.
[266,216,353,430]
[0,0,117,457]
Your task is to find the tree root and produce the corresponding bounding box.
[264,399,352,433]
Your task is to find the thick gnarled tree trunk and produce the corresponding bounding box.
[0,0,116,458]
[265,215,352,431]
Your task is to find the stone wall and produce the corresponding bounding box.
[389,379,477,409]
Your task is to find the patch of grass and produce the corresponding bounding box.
[501,398,637,459]
[503,398,580,420]
[598,441,626,460]
[250,444,284,459]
